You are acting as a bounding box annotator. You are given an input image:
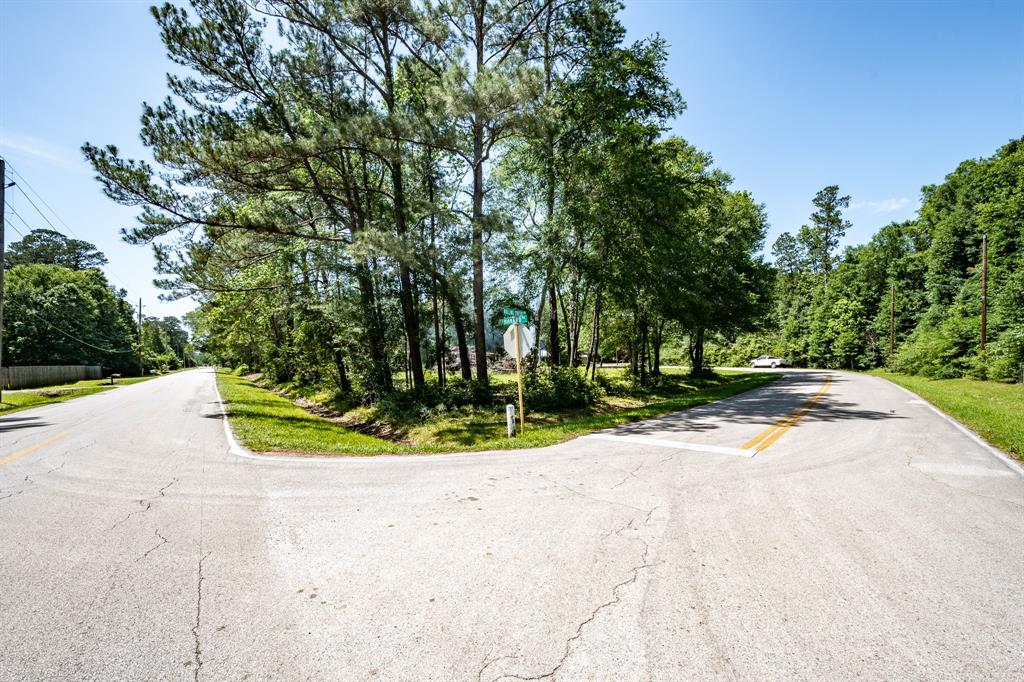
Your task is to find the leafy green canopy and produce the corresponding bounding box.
[751,137,1022,380]
[5,229,108,270]
[80,0,773,402]
[2,264,139,372]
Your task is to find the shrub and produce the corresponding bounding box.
[372,377,505,422]
[232,364,250,376]
[523,367,603,410]
[441,377,499,407]
[894,327,959,378]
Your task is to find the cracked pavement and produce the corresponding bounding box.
[0,368,1021,680]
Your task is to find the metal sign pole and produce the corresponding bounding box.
[514,323,525,435]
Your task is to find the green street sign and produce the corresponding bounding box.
[501,307,528,325]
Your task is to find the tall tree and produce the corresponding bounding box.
[5,229,108,270]
[798,185,851,289]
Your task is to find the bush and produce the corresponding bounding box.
[372,377,506,423]
[232,364,250,376]
[441,377,500,407]
[523,367,603,410]
[894,327,960,378]
[980,326,1024,382]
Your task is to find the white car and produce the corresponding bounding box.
[750,355,789,368]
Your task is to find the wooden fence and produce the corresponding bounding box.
[0,365,103,390]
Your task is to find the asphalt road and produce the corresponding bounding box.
[1,368,1021,681]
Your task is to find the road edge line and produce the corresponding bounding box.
[211,372,253,459]
[870,373,1023,478]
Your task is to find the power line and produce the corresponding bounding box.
[12,183,63,234]
[17,305,134,354]
[1,158,138,296]
[8,165,83,239]
[3,207,27,239]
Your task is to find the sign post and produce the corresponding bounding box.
[501,308,532,436]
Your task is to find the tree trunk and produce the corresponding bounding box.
[532,274,548,371]
[629,315,638,378]
[589,293,602,380]
[548,283,560,366]
[355,260,392,394]
[376,22,424,390]
[652,318,665,376]
[334,349,352,393]
[443,285,472,381]
[470,4,489,383]
[428,154,445,389]
[690,328,706,377]
[393,161,425,390]
[639,314,649,386]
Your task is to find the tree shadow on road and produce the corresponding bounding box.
[609,372,904,438]
[0,416,51,433]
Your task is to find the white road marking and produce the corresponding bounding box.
[583,433,755,458]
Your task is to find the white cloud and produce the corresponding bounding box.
[849,197,913,214]
[0,130,81,172]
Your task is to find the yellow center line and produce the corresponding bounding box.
[743,376,832,452]
[0,432,70,466]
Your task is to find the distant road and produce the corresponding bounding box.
[1,368,1021,680]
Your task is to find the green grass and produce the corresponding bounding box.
[0,372,176,416]
[216,368,779,456]
[0,386,116,415]
[870,370,1024,459]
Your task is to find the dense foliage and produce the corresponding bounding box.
[86,0,770,405]
[720,138,1023,381]
[4,228,108,270]
[1,229,194,374]
[1,262,138,372]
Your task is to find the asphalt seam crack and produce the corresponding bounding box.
[192,552,211,682]
[478,653,521,681]
[137,529,169,561]
[492,508,658,681]
[610,460,646,490]
[107,478,179,531]
[539,474,649,513]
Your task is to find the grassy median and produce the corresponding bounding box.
[870,370,1023,459]
[216,368,779,456]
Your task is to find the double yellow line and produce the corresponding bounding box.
[743,376,832,452]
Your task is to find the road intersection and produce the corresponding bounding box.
[1,368,1021,680]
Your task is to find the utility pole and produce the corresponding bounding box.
[980,234,987,355]
[138,298,143,377]
[0,159,9,402]
[889,283,895,368]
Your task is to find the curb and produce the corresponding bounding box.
[211,372,253,459]
[210,371,523,464]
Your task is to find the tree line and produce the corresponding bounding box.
[713,138,1023,382]
[85,0,770,401]
[1,229,193,374]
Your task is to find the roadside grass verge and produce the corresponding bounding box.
[216,369,779,456]
[0,386,115,415]
[0,371,180,416]
[869,370,1023,459]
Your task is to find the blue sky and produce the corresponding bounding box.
[1,0,1022,319]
